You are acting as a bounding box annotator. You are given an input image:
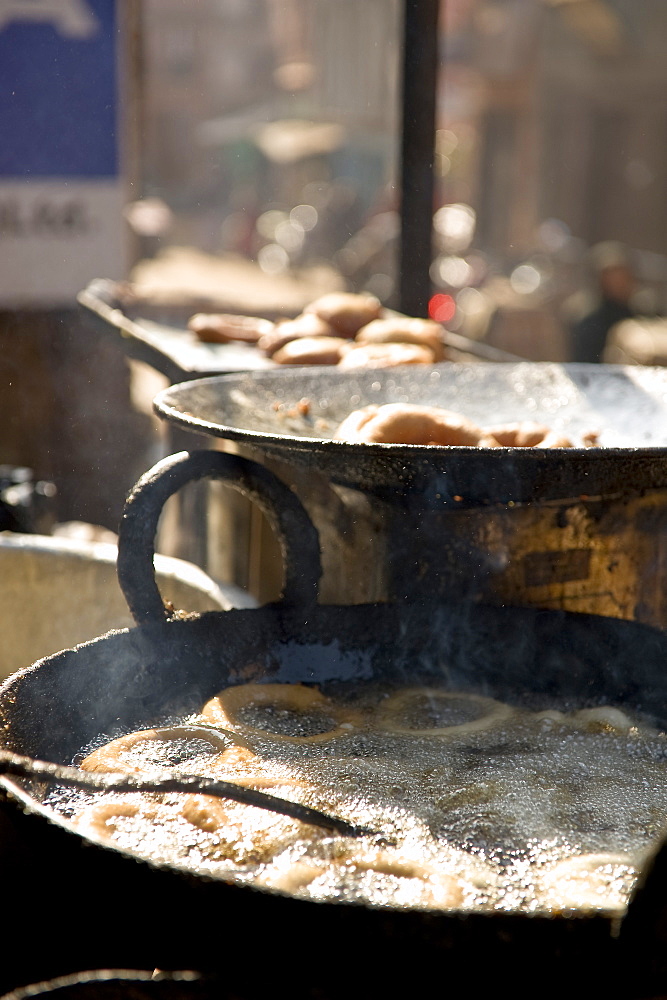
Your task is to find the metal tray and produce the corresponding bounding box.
[77,278,522,384]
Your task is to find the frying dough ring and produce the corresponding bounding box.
[375,689,514,736]
[206,744,312,792]
[79,725,235,774]
[75,794,252,845]
[570,706,634,733]
[73,798,159,841]
[258,846,482,908]
[80,723,311,794]
[539,853,637,912]
[201,683,360,744]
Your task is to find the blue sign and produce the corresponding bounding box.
[0,0,119,178]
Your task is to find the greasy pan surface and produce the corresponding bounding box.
[154,363,667,502]
[3,602,667,996]
[3,601,667,838]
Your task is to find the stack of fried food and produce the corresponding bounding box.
[188,292,446,368]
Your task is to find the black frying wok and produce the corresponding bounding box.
[153,363,667,503]
[2,451,667,997]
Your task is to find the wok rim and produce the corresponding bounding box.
[153,366,667,458]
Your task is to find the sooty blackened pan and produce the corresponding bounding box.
[153,362,667,503]
[2,452,667,998]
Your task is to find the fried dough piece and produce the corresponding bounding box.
[376,689,514,737]
[582,429,600,447]
[258,313,336,356]
[81,724,309,792]
[73,799,159,841]
[570,706,635,734]
[338,343,436,369]
[202,682,359,744]
[188,312,274,344]
[182,797,324,864]
[79,725,232,775]
[272,336,348,366]
[258,839,496,907]
[178,793,229,832]
[75,793,322,865]
[334,403,500,447]
[539,853,637,912]
[258,850,467,907]
[484,421,574,448]
[206,744,312,790]
[256,857,330,893]
[354,317,446,361]
[304,292,383,338]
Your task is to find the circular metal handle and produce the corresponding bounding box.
[117,450,322,625]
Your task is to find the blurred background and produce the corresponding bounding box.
[2,0,667,535]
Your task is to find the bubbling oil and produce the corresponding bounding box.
[47,683,667,916]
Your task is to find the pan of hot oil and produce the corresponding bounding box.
[3,450,667,996]
[45,682,667,916]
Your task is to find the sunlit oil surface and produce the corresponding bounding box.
[45,684,667,917]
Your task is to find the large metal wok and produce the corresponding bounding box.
[153,363,667,501]
[2,451,667,997]
[153,363,667,622]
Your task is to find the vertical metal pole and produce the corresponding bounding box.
[121,0,145,270]
[398,0,440,317]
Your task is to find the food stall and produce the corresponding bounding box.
[4,3,667,997]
